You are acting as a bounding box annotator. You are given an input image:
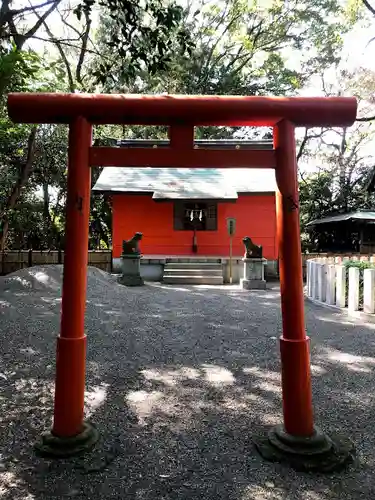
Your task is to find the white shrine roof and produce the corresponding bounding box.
[93,167,276,200]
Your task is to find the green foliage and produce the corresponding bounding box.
[0,43,70,250]
[299,172,333,226]
[0,45,43,201]
[344,260,375,309]
[299,66,375,251]
[89,194,112,249]
[345,0,365,23]
[0,122,32,196]
[0,45,41,97]
[344,259,375,271]
[299,166,375,252]
[93,0,355,143]
[5,195,47,249]
[0,0,371,252]
[95,0,352,94]
[0,47,38,247]
[83,0,194,85]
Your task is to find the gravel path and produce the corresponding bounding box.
[0,265,375,499]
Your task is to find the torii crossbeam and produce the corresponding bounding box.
[7,93,357,470]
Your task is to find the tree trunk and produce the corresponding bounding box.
[0,126,37,251]
[0,217,9,252]
[338,128,347,209]
[43,181,50,218]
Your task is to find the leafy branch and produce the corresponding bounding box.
[362,0,375,16]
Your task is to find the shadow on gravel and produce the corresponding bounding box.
[0,270,375,499]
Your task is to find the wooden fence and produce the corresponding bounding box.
[1,250,374,279]
[0,250,112,276]
[306,255,375,319]
[300,253,375,279]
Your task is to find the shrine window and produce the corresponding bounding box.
[173,201,217,231]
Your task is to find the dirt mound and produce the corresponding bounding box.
[0,265,115,294]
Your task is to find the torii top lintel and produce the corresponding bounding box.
[7,93,357,128]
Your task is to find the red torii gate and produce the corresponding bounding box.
[8,93,357,469]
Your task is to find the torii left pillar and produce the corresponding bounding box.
[35,117,99,456]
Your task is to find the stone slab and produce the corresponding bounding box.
[240,278,266,290]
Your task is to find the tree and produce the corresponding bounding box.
[0,123,38,250]
[97,0,355,91]
[0,0,195,250]
[298,68,375,250]
[0,44,43,249]
[0,0,369,251]
[0,0,61,51]
[31,125,68,247]
[1,0,193,88]
[89,0,365,249]
[352,0,375,121]
[94,0,359,142]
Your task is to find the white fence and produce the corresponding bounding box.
[306,256,375,318]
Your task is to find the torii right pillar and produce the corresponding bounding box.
[255,120,354,472]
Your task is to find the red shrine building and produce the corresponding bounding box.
[93,139,277,281]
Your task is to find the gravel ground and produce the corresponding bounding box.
[0,265,375,499]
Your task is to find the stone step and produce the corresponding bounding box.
[166,258,222,264]
[163,261,224,285]
[163,275,224,285]
[164,268,223,276]
[164,262,222,270]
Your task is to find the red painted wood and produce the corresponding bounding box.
[8,90,356,444]
[89,147,276,168]
[53,336,87,437]
[275,120,305,340]
[52,116,91,438]
[112,194,277,259]
[280,337,314,436]
[8,93,357,127]
[8,89,358,447]
[169,125,194,148]
[274,119,314,437]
